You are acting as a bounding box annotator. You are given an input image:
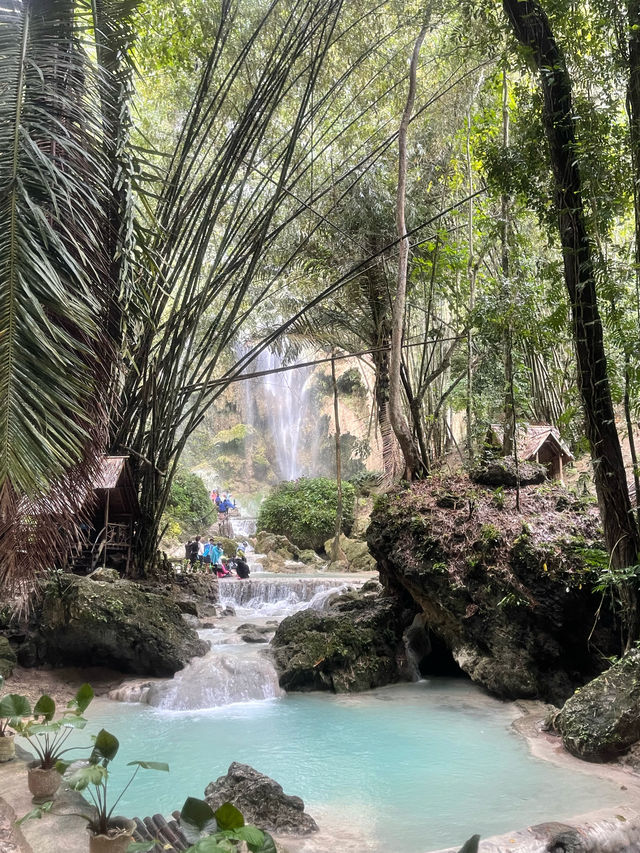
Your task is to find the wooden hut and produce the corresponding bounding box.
[77,455,140,573]
[486,423,574,484]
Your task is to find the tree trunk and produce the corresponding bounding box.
[330,351,345,563]
[502,0,639,575]
[390,25,429,480]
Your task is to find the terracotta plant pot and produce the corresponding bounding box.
[0,734,15,762]
[89,817,136,853]
[27,761,61,802]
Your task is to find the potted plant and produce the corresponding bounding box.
[0,675,31,762]
[63,727,169,852]
[14,683,94,801]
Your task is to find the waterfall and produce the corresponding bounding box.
[242,346,316,481]
[219,577,350,618]
[143,647,284,711]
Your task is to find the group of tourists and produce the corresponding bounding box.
[211,489,236,515]
[184,535,250,579]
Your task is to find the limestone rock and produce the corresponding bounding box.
[323,533,376,572]
[87,567,120,583]
[271,588,410,692]
[27,576,209,677]
[555,649,640,761]
[204,762,318,835]
[254,531,298,560]
[470,457,547,487]
[367,477,615,704]
[0,637,16,679]
[172,574,219,604]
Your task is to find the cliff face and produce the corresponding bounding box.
[367,476,617,705]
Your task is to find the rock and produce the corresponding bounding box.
[255,531,298,561]
[367,477,616,704]
[241,630,269,643]
[28,576,209,677]
[271,588,411,692]
[323,534,376,572]
[172,574,219,604]
[87,567,120,583]
[175,600,199,616]
[236,623,274,634]
[0,637,16,678]
[298,549,320,564]
[204,762,318,835]
[555,649,640,761]
[470,457,547,487]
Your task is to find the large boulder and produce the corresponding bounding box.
[204,762,318,835]
[367,476,616,705]
[24,576,208,677]
[470,457,547,487]
[271,587,412,692]
[555,649,640,761]
[323,533,376,572]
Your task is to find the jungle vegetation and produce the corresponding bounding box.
[2,0,640,631]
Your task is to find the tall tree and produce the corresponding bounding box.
[502,0,640,622]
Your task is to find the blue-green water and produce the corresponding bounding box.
[64,680,624,852]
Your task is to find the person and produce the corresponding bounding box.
[185,537,199,568]
[216,557,231,578]
[203,538,215,569]
[217,494,234,514]
[196,535,204,567]
[234,552,250,579]
[210,541,222,571]
[210,488,219,504]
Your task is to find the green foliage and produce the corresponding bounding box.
[336,368,366,397]
[180,796,276,853]
[257,478,356,551]
[0,675,30,736]
[13,683,94,769]
[164,470,214,539]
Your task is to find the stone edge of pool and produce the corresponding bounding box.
[427,700,640,853]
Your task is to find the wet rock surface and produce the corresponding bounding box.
[555,649,640,761]
[271,586,411,692]
[19,576,209,677]
[204,762,318,835]
[367,476,616,704]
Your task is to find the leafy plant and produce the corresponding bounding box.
[13,683,94,768]
[0,675,30,737]
[257,477,356,550]
[180,797,276,853]
[62,728,168,837]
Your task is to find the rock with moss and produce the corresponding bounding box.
[470,458,547,487]
[323,533,376,572]
[367,476,616,705]
[24,576,209,676]
[271,588,411,692]
[0,636,16,678]
[555,650,640,761]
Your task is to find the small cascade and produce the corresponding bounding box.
[144,647,283,711]
[219,577,350,617]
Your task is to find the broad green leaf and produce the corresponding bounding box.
[254,831,277,853]
[0,694,30,718]
[70,683,94,714]
[65,763,107,790]
[15,802,53,825]
[214,802,244,831]
[33,695,55,722]
[126,760,169,772]
[91,729,119,763]
[126,843,157,853]
[184,841,233,853]
[458,835,481,853]
[180,796,217,843]
[227,825,264,848]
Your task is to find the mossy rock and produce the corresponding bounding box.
[470,458,546,487]
[0,637,16,679]
[556,649,640,761]
[32,576,208,677]
[323,534,376,572]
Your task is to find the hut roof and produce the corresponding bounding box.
[488,423,574,463]
[92,455,129,490]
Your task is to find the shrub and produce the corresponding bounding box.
[164,470,213,537]
[257,477,356,550]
